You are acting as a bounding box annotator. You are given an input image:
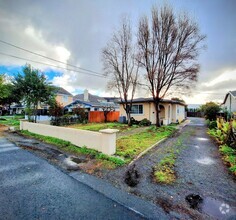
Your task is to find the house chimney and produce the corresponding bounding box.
[84,89,89,101]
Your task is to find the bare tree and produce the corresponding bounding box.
[102,18,139,125]
[101,104,115,123]
[137,6,205,126]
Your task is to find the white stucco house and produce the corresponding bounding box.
[119,98,186,125]
[222,90,236,114]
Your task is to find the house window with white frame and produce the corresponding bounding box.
[131,104,143,114]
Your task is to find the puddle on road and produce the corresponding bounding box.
[197,137,209,141]
[196,157,215,165]
[194,145,200,149]
[200,197,236,219]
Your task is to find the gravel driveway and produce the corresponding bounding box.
[101,118,236,219]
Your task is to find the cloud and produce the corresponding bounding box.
[203,69,236,88]
[0,0,235,102]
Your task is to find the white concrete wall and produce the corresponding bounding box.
[20,121,118,155]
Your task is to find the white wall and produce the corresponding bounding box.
[20,121,118,155]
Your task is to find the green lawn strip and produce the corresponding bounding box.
[67,122,138,132]
[0,115,24,128]
[152,129,190,184]
[20,130,125,167]
[116,126,176,163]
[219,144,236,174]
[153,152,177,184]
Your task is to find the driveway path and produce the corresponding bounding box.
[0,133,144,220]
[103,118,236,219]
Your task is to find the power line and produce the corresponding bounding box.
[0,52,106,78]
[0,39,103,76]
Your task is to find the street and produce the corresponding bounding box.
[0,136,144,220]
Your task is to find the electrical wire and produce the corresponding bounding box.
[0,51,106,78]
[0,39,103,76]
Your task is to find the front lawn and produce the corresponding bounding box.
[116,126,176,162]
[67,122,138,132]
[0,115,24,128]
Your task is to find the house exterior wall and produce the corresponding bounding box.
[119,102,185,125]
[56,94,73,107]
[224,94,236,113]
[119,102,151,122]
[176,104,185,122]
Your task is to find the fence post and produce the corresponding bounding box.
[99,129,119,155]
[20,119,27,130]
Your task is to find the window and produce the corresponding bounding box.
[63,95,68,102]
[131,104,143,114]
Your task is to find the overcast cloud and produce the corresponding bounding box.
[0,0,235,104]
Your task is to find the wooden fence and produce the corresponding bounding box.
[89,111,120,123]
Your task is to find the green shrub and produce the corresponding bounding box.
[139,118,151,126]
[208,121,217,129]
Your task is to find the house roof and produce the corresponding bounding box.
[56,87,73,96]
[73,93,105,103]
[119,97,187,106]
[222,90,236,105]
[64,99,111,108]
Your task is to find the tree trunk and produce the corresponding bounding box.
[154,101,161,127]
[104,111,108,123]
[34,104,37,123]
[126,110,132,126]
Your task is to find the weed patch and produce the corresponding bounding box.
[116,126,176,163]
[153,153,176,184]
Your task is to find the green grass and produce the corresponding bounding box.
[153,153,176,184]
[0,115,24,128]
[67,122,138,132]
[116,126,176,162]
[20,130,125,167]
[152,129,191,184]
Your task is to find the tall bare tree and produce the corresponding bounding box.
[137,6,205,126]
[102,18,139,125]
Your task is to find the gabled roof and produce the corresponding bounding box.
[73,93,105,103]
[56,87,73,96]
[64,99,104,109]
[230,90,236,97]
[119,97,186,106]
[222,90,236,105]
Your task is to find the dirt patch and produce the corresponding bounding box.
[0,125,7,136]
[124,164,140,187]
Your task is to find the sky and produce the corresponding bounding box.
[0,0,235,104]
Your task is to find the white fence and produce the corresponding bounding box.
[20,120,118,155]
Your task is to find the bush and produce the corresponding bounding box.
[208,121,217,129]
[130,117,140,125]
[139,118,151,126]
[200,102,220,121]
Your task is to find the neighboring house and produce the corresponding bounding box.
[222,90,236,114]
[65,89,119,112]
[119,98,186,125]
[55,87,73,107]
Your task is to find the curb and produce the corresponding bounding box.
[69,171,169,220]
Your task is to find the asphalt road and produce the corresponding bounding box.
[0,136,144,220]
